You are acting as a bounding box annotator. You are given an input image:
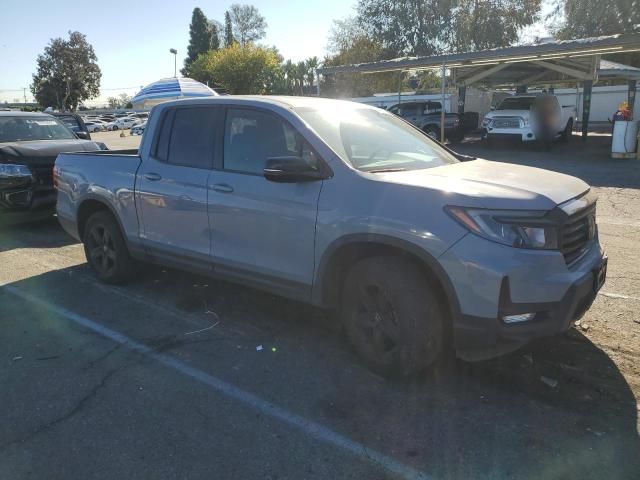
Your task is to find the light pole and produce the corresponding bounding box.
[169,48,177,78]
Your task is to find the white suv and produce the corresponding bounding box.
[482,94,576,145]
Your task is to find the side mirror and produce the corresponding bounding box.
[76,131,90,140]
[490,105,496,111]
[263,156,328,183]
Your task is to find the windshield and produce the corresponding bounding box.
[497,97,535,110]
[295,104,458,172]
[0,116,77,142]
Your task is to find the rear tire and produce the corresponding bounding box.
[83,211,135,284]
[341,256,446,378]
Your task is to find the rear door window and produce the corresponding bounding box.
[155,107,219,169]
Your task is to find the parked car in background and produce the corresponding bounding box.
[55,96,606,377]
[388,101,464,142]
[84,121,105,133]
[114,116,141,130]
[0,111,106,223]
[130,122,146,136]
[481,94,577,146]
[48,112,91,140]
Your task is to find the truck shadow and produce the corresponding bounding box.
[0,216,76,253]
[4,264,639,479]
[451,135,640,190]
[115,265,640,478]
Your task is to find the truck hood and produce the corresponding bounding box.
[0,139,103,167]
[375,159,589,210]
[485,110,531,120]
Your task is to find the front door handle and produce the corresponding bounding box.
[144,172,162,181]
[211,183,234,193]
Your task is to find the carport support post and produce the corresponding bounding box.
[457,85,466,114]
[628,80,637,118]
[581,80,593,141]
[397,70,402,107]
[441,63,446,143]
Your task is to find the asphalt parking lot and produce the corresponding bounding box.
[1,133,639,479]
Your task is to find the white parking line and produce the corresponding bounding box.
[3,284,432,480]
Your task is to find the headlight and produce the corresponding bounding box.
[481,118,492,127]
[0,163,32,179]
[521,117,529,126]
[446,206,559,249]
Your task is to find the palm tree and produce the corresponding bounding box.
[305,56,319,91]
[283,59,294,94]
[295,61,307,95]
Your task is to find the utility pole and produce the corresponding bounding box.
[23,87,27,104]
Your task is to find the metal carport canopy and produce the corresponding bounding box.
[316,34,640,76]
[316,33,640,141]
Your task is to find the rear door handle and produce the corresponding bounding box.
[144,172,162,181]
[211,183,234,193]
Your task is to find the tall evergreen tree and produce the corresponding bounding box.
[183,7,215,76]
[224,11,235,47]
[553,0,639,39]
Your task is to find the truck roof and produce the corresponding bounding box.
[153,96,377,112]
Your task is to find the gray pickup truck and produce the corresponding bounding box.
[55,96,607,377]
[387,101,464,142]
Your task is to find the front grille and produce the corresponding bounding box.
[492,117,521,128]
[28,165,54,187]
[560,203,596,265]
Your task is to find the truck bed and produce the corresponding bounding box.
[55,150,143,244]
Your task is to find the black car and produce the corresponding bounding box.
[0,111,106,223]
[48,112,91,140]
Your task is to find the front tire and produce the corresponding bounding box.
[83,211,134,284]
[341,256,445,378]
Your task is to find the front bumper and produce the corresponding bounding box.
[438,232,606,361]
[482,126,536,142]
[453,257,606,361]
[0,184,56,224]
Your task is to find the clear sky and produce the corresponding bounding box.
[0,0,358,105]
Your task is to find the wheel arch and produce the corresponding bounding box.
[77,196,125,242]
[313,234,461,322]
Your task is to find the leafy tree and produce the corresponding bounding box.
[189,43,280,94]
[107,96,120,109]
[30,31,101,111]
[355,0,542,56]
[452,0,542,52]
[228,4,267,44]
[321,36,402,98]
[183,8,218,75]
[224,11,236,46]
[552,0,640,39]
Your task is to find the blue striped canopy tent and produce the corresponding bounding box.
[131,77,219,110]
